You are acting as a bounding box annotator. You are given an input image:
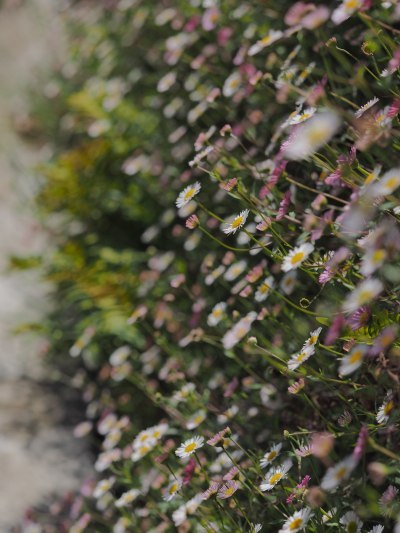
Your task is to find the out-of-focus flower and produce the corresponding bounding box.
[284,111,341,160]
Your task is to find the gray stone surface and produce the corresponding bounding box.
[0,1,91,529]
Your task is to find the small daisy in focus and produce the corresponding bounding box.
[376,391,394,424]
[279,508,313,533]
[303,327,322,349]
[175,436,204,458]
[176,182,201,208]
[163,478,182,502]
[223,209,250,235]
[255,276,275,302]
[260,461,292,491]
[216,480,240,499]
[339,344,367,376]
[288,345,315,371]
[320,455,357,491]
[343,278,383,313]
[282,243,314,272]
[284,111,341,161]
[339,510,363,533]
[207,302,227,326]
[260,443,282,468]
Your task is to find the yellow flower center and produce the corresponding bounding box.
[372,249,385,263]
[267,451,277,461]
[365,171,376,184]
[139,433,149,442]
[259,283,270,294]
[347,522,358,533]
[269,472,283,485]
[310,334,318,344]
[335,466,348,481]
[384,176,399,191]
[384,400,394,415]
[358,289,373,303]
[184,188,196,201]
[349,350,363,364]
[231,216,244,229]
[289,518,304,530]
[229,77,240,89]
[184,442,197,453]
[296,351,307,363]
[213,308,223,317]
[169,483,178,494]
[308,127,327,144]
[345,0,359,9]
[260,35,271,45]
[290,251,305,265]
[224,487,235,497]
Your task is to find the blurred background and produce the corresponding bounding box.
[0,1,89,529]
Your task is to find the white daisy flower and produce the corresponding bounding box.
[207,302,227,326]
[109,345,131,366]
[175,182,201,208]
[186,494,203,514]
[332,0,363,24]
[260,461,292,491]
[163,478,182,501]
[280,270,297,295]
[288,345,315,371]
[339,344,367,376]
[376,391,394,424]
[343,278,384,313]
[284,111,341,161]
[254,276,275,302]
[288,107,317,125]
[366,168,400,198]
[260,443,282,468]
[175,435,204,458]
[222,311,257,349]
[282,243,314,272]
[131,441,156,462]
[303,327,322,349]
[339,511,363,533]
[224,260,248,281]
[279,508,313,532]
[115,488,140,508]
[223,209,250,235]
[320,455,357,491]
[368,526,384,533]
[248,30,284,56]
[93,476,116,499]
[354,97,379,118]
[360,249,387,277]
[172,505,187,527]
[186,410,207,430]
[223,71,242,98]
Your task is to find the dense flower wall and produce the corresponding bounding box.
[21,0,400,531]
